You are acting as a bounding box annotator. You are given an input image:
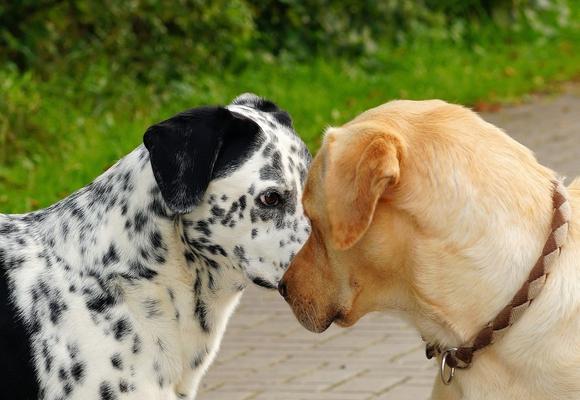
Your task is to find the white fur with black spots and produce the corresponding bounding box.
[0,93,311,400]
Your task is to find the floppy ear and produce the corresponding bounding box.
[325,125,404,250]
[143,106,261,214]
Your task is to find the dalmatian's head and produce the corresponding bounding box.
[144,93,311,289]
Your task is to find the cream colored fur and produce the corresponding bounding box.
[280,99,580,400]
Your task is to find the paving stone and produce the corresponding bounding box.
[198,390,257,400]
[374,384,432,400]
[329,374,406,394]
[251,392,368,400]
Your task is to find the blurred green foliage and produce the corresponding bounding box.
[0,0,579,213]
[250,0,572,58]
[0,0,255,81]
[0,0,574,78]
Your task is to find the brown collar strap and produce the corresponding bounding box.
[426,180,572,384]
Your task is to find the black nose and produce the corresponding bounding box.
[278,280,288,298]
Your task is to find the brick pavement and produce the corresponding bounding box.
[483,83,580,179]
[200,84,580,400]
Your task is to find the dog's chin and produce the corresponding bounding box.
[332,310,358,328]
[292,308,340,333]
[297,315,333,333]
[251,277,278,290]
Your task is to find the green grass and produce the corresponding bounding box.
[1,28,579,213]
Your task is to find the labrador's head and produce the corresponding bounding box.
[279,100,555,345]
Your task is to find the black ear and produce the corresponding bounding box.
[143,106,261,214]
[231,93,293,128]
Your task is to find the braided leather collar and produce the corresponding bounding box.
[425,180,572,384]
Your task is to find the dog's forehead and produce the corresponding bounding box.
[226,104,310,165]
[228,105,288,139]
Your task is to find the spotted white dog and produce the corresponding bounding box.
[0,94,311,400]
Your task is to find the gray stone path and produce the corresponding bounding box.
[483,84,580,179]
[200,84,580,400]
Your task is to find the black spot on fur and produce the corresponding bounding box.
[99,382,117,400]
[190,349,207,369]
[70,362,85,382]
[70,206,85,221]
[64,382,73,396]
[195,220,211,236]
[0,250,26,269]
[111,353,123,370]
[194,298,210,333]
[41,340,53,372]
[67,343,80,359]
[262,143,274,157]
[112,318,132,341]
[148,197,170,219]
[207,244,226,257]
[134,211,148,232]
[260,151,284,183]
[193,274,202,296]
[132,334,142,354]
[86,291,117,313]
[252,277,276,289]
[221,201,240,227]
[149,230,164,249]
[0,223,18,235]
[234,245,248,265]
[206,258,220,270]
[184,251,196,264]
[238,195,247,211]
[119,380,129,393]
[272,111,293,128]
[102,244,119,267]
[128,260,157,280]
[49,298,68,325]
[210,206,225,217]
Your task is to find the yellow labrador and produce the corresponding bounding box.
[279,100,580,399]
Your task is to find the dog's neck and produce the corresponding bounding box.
[410,178,580,396]
[21,147,168,278]
[410,174,563,349]
[442,190,580,398]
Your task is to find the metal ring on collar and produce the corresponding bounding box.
[440,348,457,385]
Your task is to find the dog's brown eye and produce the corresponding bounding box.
[259,191,282,207]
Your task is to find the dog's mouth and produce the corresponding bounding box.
[288,303,345,333]
[332,310,356,328]
[303,309,358,333]
[297,313,334,333]
[251,277,277,290]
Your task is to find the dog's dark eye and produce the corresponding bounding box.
[258,191,282,207]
